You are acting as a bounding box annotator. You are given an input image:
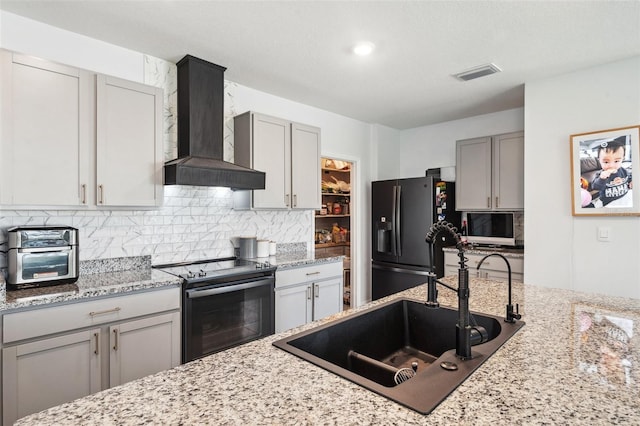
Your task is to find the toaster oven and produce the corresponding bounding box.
[7,226,79,289]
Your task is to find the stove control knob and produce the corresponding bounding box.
[187,271,196,279]
[198,269,207,277]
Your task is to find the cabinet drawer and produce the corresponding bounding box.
[276,261,342,288]
[3,287,180,344]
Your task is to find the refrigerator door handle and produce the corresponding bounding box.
[391,185,398,256]
[372,263,432,276]
[395,185,402,256]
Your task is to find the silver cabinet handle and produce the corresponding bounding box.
[89,307,121,317]
[285,194,290,207]
[98,184,104,204]
[307,286,312,300]
[112,329,119,351]
[496,196,499,208]
[487,197,491,208]
[94,332,99,355]
[293,194,297,207]
[81,184,87,204]
[306,271,320,276]
[314,283,319,298]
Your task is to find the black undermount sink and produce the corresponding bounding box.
[273,298,524,414]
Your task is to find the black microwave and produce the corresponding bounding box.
[466,212,515,246]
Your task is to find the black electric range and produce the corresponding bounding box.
[153,257,277,363]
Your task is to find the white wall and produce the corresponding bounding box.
[0,11,143,82]
[524,56,640,299]
[372,124,403,180]
[397,108,524,179]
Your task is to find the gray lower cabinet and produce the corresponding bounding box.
[275,261,343,333]
[108,312,180,387]
[2,287,180,425]
[3,328,103,423]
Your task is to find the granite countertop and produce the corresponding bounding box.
[0,257,182,313]
[0,252,339,312]
[255,251,344,270]
[16,277,640,425]
[443,246,525,258]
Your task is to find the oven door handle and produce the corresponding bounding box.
[186,278,273,299]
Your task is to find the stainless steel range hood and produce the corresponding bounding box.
[164,55,265,190]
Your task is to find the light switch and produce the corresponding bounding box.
[597,227,611,242]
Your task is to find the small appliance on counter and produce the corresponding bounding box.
[237,236,257,259]
[256,239,270,258]
[7,225,79,290]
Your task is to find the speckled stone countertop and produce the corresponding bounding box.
[443,246,524,258]
[259,250,343,270]
[16,276,640,425]
[0,252,340,312]
[0,256,182,312]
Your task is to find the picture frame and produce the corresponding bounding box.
[570,125,640,216]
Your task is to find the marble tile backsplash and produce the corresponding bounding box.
[0,186,313,269]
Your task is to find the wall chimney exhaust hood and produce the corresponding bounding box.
[164,55,265,189]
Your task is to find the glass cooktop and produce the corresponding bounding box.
[153,257,274,283]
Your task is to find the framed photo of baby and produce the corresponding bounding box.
[570,125,640,216]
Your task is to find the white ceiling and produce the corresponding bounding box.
[2,1,639,129]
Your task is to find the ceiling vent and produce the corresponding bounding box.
[453,63,502,81]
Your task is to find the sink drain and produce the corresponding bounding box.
[394,367,416,384]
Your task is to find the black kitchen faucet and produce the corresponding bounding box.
[424,221,488,360]
[477,253,522,323]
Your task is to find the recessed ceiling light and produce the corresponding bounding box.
[353,42,375,56]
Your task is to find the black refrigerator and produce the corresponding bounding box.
[371,176,460,300]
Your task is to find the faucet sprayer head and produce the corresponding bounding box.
[425,220,461,245]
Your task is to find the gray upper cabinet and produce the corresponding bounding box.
[0,50,93,206]
[456,131,524,211]
[0,49,163,209]
[234,111,321,210]
[96,75,163,207]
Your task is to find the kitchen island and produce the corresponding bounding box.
[15,277,640,425]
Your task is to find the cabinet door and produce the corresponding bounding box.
[291,122,321,209]
[251,114,291,208]
[109,311,180,387]
[493,132,524,210]
[456,137,493,210]
[96,75,163,207]
[312,277,343,321]
[2,329,101,425]
[0,50,92,206]
[275,284,312,333]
